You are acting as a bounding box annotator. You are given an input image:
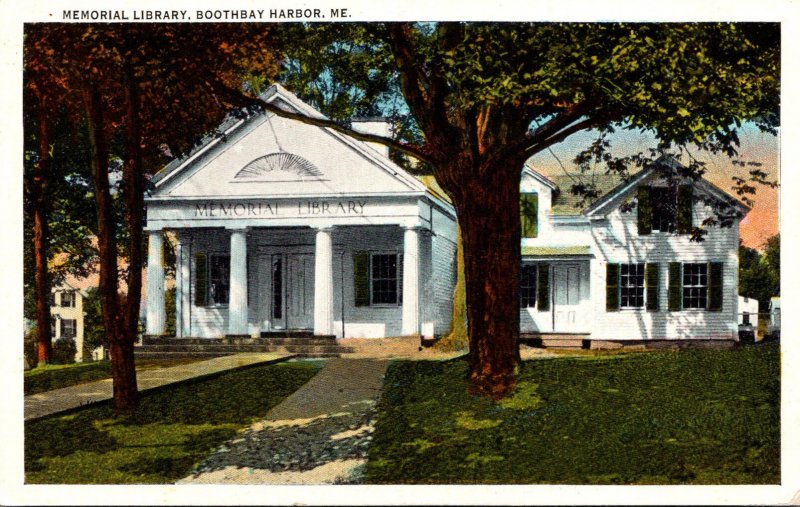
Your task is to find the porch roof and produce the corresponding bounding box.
[521,245,592,257]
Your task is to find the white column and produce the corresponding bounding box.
[228,228,249,336]
[313,226,334,336]
[402,226,421,335]
[146,230,166,335]
[174,234,183,337]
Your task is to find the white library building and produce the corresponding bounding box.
[143,84,458,340]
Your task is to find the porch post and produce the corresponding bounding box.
[174,231,192,337]
[174,233,183,337]
[228,228,249,336]
[402,226,421,335]
[313,226,334,336]
[145,230,166,335]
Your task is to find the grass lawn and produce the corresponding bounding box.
[24,358,207,396]
[25,361,320,484]
[365,342,780,484]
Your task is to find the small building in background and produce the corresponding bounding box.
[737,295,759,342]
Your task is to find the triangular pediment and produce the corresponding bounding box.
[151,84,426,200]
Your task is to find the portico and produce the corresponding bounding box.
[143,84,457,341]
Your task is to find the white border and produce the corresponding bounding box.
[1,1,797,505]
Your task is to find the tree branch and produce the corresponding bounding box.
[205,78,433,163]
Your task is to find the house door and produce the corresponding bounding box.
[553,264,582,332]
[286,254,314,330]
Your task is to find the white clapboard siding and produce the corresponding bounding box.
[588,198,739,341]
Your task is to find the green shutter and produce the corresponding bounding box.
[520,193,538,238]
[668,262,682,311]
[646,263,660,311]
[195,252,207,307]
[536,263,549,311]
[606,263,620,311]
[637,186,652,235]
[354,252,370,307]
[708,262,723,311]
[677,184,693,234]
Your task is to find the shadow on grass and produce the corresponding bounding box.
[25,362,320,484]
[366,343,781,485]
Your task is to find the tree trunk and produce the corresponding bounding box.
[447,160,523,399]
[84,83,138,412]
[116,61,144,409]
[33,105,52,365]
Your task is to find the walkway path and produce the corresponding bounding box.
[24,353,290,421]
[178,358,389,485]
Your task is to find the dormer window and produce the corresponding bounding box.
[638,184,693,235]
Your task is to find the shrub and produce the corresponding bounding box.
[24,328,38,369]
[52,338,77,365]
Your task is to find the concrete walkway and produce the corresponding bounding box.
[24,353,290,421]
[179,358,389,485]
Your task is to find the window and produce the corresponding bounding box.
[371,253,400,305]
[520,264,537,308]
[520,193,538,238]
[652,187,677,233]
[620,264,646,308]
[354,252,403,307]
[742,312,751,325]
[60,319,76,338]
[272,255,283,320]
[60,291,76,307]
[682,263,708,309]
[208,254,230,305]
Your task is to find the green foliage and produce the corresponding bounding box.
[764,234,780,291]
[24,328,38,369]
[82,288,105,352]
[366,344,780,484]
[25,361,320,484]
[434,227,467,351]
[52,338,77,365]
[165,287,176,336]
[739,238,779,311]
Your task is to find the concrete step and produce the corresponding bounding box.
[137,344,353,353]
[134,351,235,360]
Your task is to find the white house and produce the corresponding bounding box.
[143,84,458,340]
[518,159,748,347]
[50,283,85,361]
[143,83,746,347]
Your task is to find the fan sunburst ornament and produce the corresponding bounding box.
[234,152,323,180]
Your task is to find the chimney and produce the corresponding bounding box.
[351,118,392,158]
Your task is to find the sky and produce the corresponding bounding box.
[527,123,780,249]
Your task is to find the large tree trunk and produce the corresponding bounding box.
[445,158,524,399]
[84,83,138,412]
[33,105,52,365]
[116,61,144,409]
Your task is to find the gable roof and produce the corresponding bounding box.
[526,156,749,217]
[149,84,432,200]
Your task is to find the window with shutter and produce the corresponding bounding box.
[520,264,537,308]
[637,186,652,235]
[520,193,538,238]
[536,264,550,311]
[645,263,660,311]
[353,252,370,307]
[708,262,723,311]
[668,262,682,311]
[606,263,620,311]
[677,184,693,234]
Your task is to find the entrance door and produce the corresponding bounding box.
[286,254,314,330]
[553,264,582,332]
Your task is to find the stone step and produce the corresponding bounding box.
[141,337,226,346]
[134,351,235,360]
[136,344,355,354]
